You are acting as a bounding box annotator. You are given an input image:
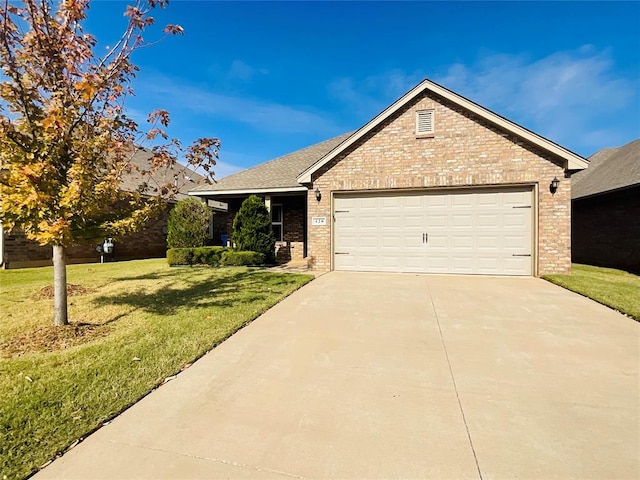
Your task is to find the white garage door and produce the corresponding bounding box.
[334,188,533,275]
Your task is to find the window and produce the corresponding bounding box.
[208,212,215,240]
[416,109,434,136]
[271,204,283,242]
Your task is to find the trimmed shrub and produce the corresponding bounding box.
[232,195,276,264]
[221,250,265,266]
[167,198,212,248]
[192,246,226,266]
[167,246,227,266]
[167,248,195,266]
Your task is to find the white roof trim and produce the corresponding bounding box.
[297,79,588,184]
[189,186,308,197]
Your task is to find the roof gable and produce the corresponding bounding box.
[572,138,640,199]
[297,78,588,184]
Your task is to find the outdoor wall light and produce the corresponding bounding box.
[550,177,560,194]
[314,187,322,202]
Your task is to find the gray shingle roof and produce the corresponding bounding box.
[572,138,640,199]
[190,132,353,194]
[119,147,208,201]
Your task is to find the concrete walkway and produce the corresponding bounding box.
[34,273,639,479]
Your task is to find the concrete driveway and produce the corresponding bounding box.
[34,272,639,479]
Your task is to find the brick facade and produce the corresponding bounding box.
[2,209,171,269]
[572,186,640,274]
[306,90,571,275]
[274,195,306,262]
[214,194,306,263]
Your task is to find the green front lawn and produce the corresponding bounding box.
[543,264,640,321]
[0,259,313,480]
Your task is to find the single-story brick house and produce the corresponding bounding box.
[1,147,226,269]
[191,79,589,276]
[571,138,639,273]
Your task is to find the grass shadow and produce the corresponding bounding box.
[92,269,304,317]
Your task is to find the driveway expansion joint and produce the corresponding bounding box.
[425,277,484,480]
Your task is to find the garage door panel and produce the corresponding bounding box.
[358,254,379,268]
[501,190,532,207]
[427,234,449,249]
[477,214,499,228]
[477,256,500,272]
[359,216,378,229]
[359,197,378,210]
[451,256,474,273]
[381,216,401,229]
[404,214,423,229]
[451,194,474,207]
[427,215,448,228]
[504,234,529,249]
[404,196,423,208]
[477,235,499,249]
[359,236,378,248]
[382,197,402,208]
[452,214,473,228]
[477,193,499,206]
[503,257,530,275]
[334,188,532,275]
[382,236,403,248]
[425,195,447,208]
[452,235,474,249]
[503,212,529,227]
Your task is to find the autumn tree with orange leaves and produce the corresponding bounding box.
[0,0,220,326]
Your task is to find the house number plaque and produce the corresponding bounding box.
[311,217,327,226]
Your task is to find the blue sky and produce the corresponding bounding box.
[85,1,640,179]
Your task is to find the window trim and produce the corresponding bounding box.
[271,204,283,242]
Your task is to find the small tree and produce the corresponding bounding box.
[167,198,211,248]
[232,195,275,264]
[0,0,220,326]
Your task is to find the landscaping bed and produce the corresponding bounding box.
[543,264,639,321]
[0,259,313,480]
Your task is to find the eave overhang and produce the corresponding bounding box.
[189,186,308,198]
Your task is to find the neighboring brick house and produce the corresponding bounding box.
[191,79,588,276]
[1,148,226,269]
[571,138,640,273]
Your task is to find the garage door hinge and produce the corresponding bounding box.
[512,205,532,209]
[512,254,532,257]
[334,210,350,213]
[334,252,350,255]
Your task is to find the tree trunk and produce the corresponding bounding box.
[52,245,69,326]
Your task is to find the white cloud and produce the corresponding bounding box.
[227,59,255,82]
[328,70,424,117]
[329,48,637,154]
[208,159,243,180]
[144,74,339,134]
[206,59,269,85]
[434,46,637,153]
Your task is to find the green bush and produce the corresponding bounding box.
[167,198,212,248]
[232,195,276,264]
[167,246,227,266]
[221,250,265,266]
[167,248,195,266]
[193,246,226,266]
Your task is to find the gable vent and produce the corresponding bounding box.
[416,109,434,135]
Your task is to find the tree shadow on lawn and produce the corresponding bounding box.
[92,269,302,317]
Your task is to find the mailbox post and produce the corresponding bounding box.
[96,238,115,263]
